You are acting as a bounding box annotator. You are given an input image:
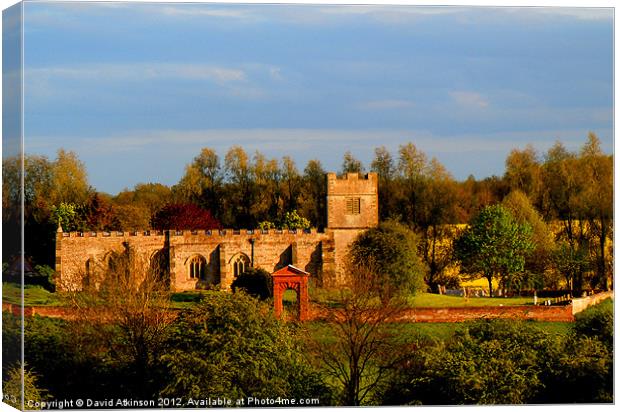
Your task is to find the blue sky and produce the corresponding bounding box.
[16,2,614,194]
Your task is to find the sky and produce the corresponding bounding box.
[9,1,615,194]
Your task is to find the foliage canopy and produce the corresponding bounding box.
[350,220,426,297]
[454,205,534,296]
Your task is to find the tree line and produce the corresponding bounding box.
[2,133,612,292]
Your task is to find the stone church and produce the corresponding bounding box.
[55,172,378,291]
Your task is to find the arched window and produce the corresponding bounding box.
[232,254,250,277]
[188,255,207,279]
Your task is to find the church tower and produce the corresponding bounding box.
[325,172,378,285]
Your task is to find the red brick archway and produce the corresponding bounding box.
[272,265,309,321]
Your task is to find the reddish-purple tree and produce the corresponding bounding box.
[151,204,221,230]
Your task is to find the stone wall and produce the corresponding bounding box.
[394,305,575,323]
[571,291,614,315]
[55,230,168,291]
[56,229,334,291]
[166,229,332,290]
[3,302,576,323]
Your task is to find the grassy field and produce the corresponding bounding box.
[408,292,533,307]
[306,318,573,345]
[308,288,534,308]
[2,283,64,306]
[5,283,537,309]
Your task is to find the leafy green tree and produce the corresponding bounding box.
[251,150,280,223]
[313,263,410,406]
[416,158,458,292]
[453,175,508,223]
[341,151,365,174]
[281,156,301,214]
[116,183,172,214]
[50,149,92,206]
[502,190,554,287]
[541,141,583,244]
[371,146,400,222]
[397,142,428,179]
[3,149,92,264]
[82,193,118,231]
[576,133,613,289]
[299,159,327,230]
[281,210,311,230]
[160,291,331,403]
[2,154,54,224]
[224,146,256,227]
[257,220,276,230]
[50,202,78,231]
[551,240,591,292]
[258,210,311,231]
[350,220,426,299]
[113,204,151,231]
[174,147,223,216]
[112,183,172,230]
[504,144,542,206]
[371,146,396,181]
[454,205,534,296]
[396,142,427,226]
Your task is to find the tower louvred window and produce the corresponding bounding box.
[346,197,361,215]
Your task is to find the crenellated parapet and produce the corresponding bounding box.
[59,228,324,238]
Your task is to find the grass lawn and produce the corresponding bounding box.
[308,288,534,308]
[2,282,64,306]
[170,290,211,309]
[306,319,572,345]
[408,292,533,307]
[4,283,572,313]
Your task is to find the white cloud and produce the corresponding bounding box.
[22,1,613,33]
[158,5,258,20]
[450,91,489,109]
[27,63,246,84]
[27,127,605,157]
[509,7,612,21]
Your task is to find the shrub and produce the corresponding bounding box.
[379,320,556,405]
[536,335,612,403]
[573,298,613,350]
[231,267,273,300]
[2,364,48,409]
[160,291,332,403]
